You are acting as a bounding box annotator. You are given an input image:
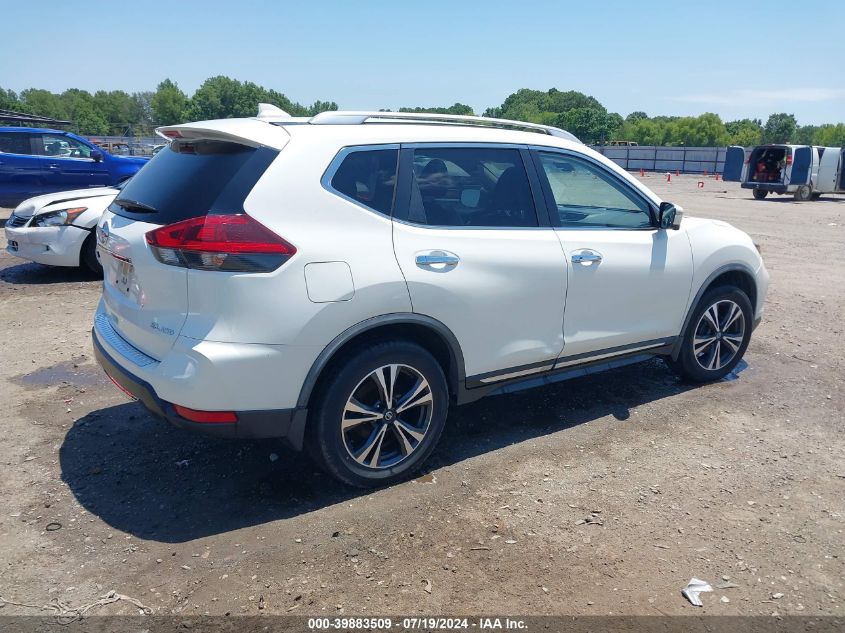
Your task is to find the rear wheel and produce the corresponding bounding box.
[307,341,448,487]
[80,233,103,276]
[794,185,812,201]
[666,286,752,382]
[752,188,768,200]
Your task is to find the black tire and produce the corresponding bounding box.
[666,286,753,383]
[794,185,812,201]
[80,232,103,276]
[811,192,822,200]
[307,340,449,488]
[752,188,768,200]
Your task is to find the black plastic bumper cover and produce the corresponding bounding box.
[92,329,308,447]
[741,183,787,193]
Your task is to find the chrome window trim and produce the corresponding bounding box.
[320,143,401,217]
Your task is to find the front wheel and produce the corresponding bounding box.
[752,188,768,200]
[307,341,449,487]
[666,286,753,382]
[794,185,812,201]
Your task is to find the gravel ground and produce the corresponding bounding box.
[0,175,842,618]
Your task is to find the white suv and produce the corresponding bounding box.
[92,108,768,487]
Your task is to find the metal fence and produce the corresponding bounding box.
[85,135,162,157]
[591,145,727,174]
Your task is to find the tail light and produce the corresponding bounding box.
[786,154,793,165]
[145,214,295,272]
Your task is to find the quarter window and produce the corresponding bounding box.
[538,152,653,228]
[330,148,398,215]
[409,147,538,228]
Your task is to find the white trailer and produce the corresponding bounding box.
[723,144,844,201]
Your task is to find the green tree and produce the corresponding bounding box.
[19,88,67,120]
[726,118,763,146]
[813,123,845,147]
[0,87,23,111]
[763,113,797,143]
[94,90,136,135]
[129,91,154,134]
[398,103,474,115]
[305,100,339,115]
[151,79,188,125]
[794,125,817,145]
[61,89,109,135]
[625,111,648,123]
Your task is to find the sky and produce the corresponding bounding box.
[2,0,844,124]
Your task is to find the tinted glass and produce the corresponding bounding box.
[330,149,398,215]
[37,134,93,158]
[110,140,277,225]
[538,152,652,228]
[0,132,33,155]
[410,147,537,227]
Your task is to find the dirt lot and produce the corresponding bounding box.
[0,176,842,619]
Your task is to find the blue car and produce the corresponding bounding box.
[0,127,148,207]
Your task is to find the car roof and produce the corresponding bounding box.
[0,126,67,134]
[162,116,584,154]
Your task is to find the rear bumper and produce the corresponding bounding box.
[741,183,790,193]
[92,327,308,446]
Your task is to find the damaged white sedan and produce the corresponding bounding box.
[4,184,122,275]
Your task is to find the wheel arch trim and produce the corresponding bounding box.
[671,263,758,360]
[295,313,466,411]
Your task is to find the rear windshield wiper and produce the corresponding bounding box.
[113,198,158,213]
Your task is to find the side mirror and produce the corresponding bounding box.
[90,149,104,162]
[658,201,683,230]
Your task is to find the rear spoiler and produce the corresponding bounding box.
[156,115,291,150]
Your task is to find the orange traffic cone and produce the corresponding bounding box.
[666,173,672,182]
[640,168,645,177]
[676,170,680,177]
[704,169,708,177]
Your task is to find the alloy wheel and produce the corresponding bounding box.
[692,299,746,371]
[341,364,434,470]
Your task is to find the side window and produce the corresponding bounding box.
[329,148,398,215]
[0,132,34,155]
[538,152,653,229]
[409,147,538,228]
[36,134,93,159]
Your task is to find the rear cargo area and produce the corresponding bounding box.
[748,146,787,184]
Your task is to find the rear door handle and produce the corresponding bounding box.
[571,250,603,265]
[415,250,460,267]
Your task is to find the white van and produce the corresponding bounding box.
[723,144,844,201]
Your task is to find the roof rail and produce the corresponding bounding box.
[307,110,581,143]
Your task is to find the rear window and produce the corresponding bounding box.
[110,140,277,225]
[0,131,33,155]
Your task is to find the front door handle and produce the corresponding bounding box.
[415,250,460,268]
[571,250,603,265]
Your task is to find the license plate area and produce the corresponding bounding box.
[107,254,137,300]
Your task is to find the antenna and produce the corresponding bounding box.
[256,103,291,119]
